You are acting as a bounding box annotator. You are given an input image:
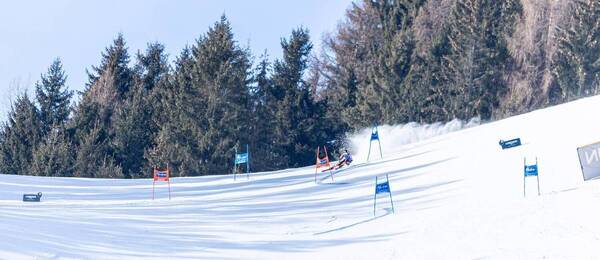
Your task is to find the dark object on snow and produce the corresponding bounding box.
[23,192,42,202]
[499,138,521,149]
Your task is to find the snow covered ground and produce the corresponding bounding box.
[2,95,600,259]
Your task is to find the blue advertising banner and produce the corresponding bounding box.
[499,138,521,149]
[235,153,248,164]
[375,181,390,194]
[156,171,168,178]
[524,165,538,176]
[23,192,42,202]
[371,131,379,141]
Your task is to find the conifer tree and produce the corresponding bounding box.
[406,34,452,122]
[87,33,133,99]
[147,47,203,177]
[362,0,424,124]
[35,58,73,134]
[31,128,74,177]
[552,0,600,100]
[74,123,122,178]
[147,120,201,177]
[69,67,119,178]
[440,0,521,120]
[134,42,170,91]
[321,0,426,126]
[0,94,43,175]
[190,16,253,174]
[319,2,382,128]
[248,51,278,171]
[271,28,327,168]
[70,35,134,176]
[113,43,170,178]
[112,88,153,178]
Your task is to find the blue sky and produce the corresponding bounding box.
[0,0,352,119]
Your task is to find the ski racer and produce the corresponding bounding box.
[328,149,353,171]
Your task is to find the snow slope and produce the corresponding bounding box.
[2,95,600,259]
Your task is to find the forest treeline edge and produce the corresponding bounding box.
[1,0,598,178]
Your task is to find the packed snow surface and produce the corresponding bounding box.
[2,96,600,259]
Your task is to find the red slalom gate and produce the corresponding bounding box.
[315,146,333,183]
[152,165,171,200]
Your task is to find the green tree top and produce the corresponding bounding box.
[35,58,73,132]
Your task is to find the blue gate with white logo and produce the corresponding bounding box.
[233,144,250,181]
[523,157,540,197]
[373,174,394,216]
[367,125,383,162]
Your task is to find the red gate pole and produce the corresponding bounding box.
[168,180,171,200]
[167,164,171,200]
[315,147,320,183]
[324,146,333,182]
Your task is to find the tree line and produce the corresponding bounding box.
[1,0,598,178]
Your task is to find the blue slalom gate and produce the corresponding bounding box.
[523,157,540,197]
[373,174,394,216]
[367,126,383,162]
[233,144,250,181]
